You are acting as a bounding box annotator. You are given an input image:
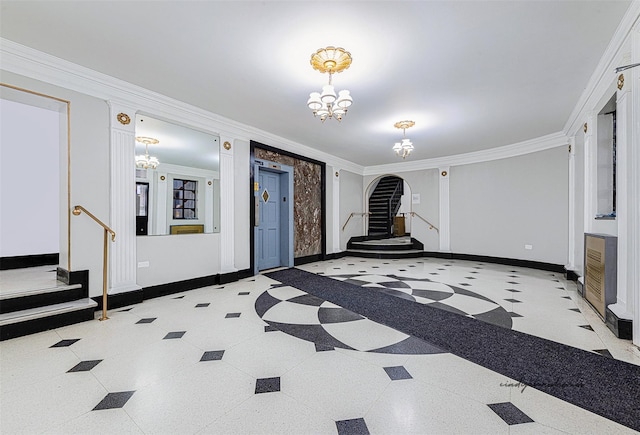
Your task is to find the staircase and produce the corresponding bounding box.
[0,266,96,341]
[368,176,404,236]
[346,235,425,259]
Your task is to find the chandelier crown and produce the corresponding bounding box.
[308,46,353,123]
[393,121,415,159]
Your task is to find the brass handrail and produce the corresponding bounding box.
[342,212,370,232]
[72,205,116,321]
[405,212,439,233]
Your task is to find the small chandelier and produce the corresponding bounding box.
[307,46,353,122]
[393,121,415,159]
[135,136,160,169]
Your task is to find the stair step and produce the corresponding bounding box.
[0,284,84,314]
[0,298,97,341]
[345,249,424,259]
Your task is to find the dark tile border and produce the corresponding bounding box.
[0,253,59,270]
[422,252,565,273]
[605,308,633,340]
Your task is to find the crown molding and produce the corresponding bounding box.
[0,38,364,174]
[363,131,568,176]
[563,1,640,137]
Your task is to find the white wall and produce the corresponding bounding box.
[2,71,110,296]
[0,98,59,257]
[450,147,568,265]
[339,169,364,250]
[136,233,220,287]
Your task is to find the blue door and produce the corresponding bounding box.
[257,170,281,270]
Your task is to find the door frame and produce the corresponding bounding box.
[253,159,294,274]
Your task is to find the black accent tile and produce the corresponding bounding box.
[195,303,210,308]
[593,349,613,358]
[358,270,367,273]
[474,307,513,329]
[470,271,479,274]
[579,324,594,331]
[336,418,370,435]
[225,312,241,318]
[238,292,250,295]
[508,275,519,278]
[289,294,325,306]
[465,277,476,280]
[370,336,445,355]
[437,268,446,271]
[378,281,411,289]
[200,350,224,361]
[398,269,406,272]
[163,331,186,339]
[318,307,364,324]
[507,281,520,285]
[487,402,534,425]
[504,298,522,303]
[255,377,280,394]
[429,272,439,275]
[505,289,521,293]
[458,283,471,286]
[264,325,278,332]
[68,360,102,372]
[50,339,80,348]
[411,289,451,301]
[557,286,565,290]
[93,391,135,410]
[372,266,379,269]
[569,308,581,313]
[473,266,483,269]
[508,312,523,318]
[383,366,413,380]
[172,295,185,299]
[315,343,335,352]
[562,296,572,300]
[408,265,416,268]
[119,307,134,312]
[136,317,157,324]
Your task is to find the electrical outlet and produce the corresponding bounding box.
[138,261,150,268]
[524,244,533,250]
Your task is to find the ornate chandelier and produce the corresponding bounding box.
[135,136,160,169]
[393,121,415,159]
[307,46,353,122]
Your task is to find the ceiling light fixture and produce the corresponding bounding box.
[135,136,160,169]
[393,121,415,159]
[307,46,353,122]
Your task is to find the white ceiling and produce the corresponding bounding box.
[0,1,631,167]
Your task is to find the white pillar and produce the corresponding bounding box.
[439,166,450,252]
[567,137,576,271]
[332,169,341,254]
[583,113,595,234]
[609,67,632,320]
[630,23,640,347]
[108,103,141,294]
[219,136,236,274]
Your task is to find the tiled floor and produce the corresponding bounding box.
[1,257,639,434]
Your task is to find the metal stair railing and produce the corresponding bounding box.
[71,205,116,321]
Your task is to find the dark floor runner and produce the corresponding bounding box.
[266,268,640,432]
